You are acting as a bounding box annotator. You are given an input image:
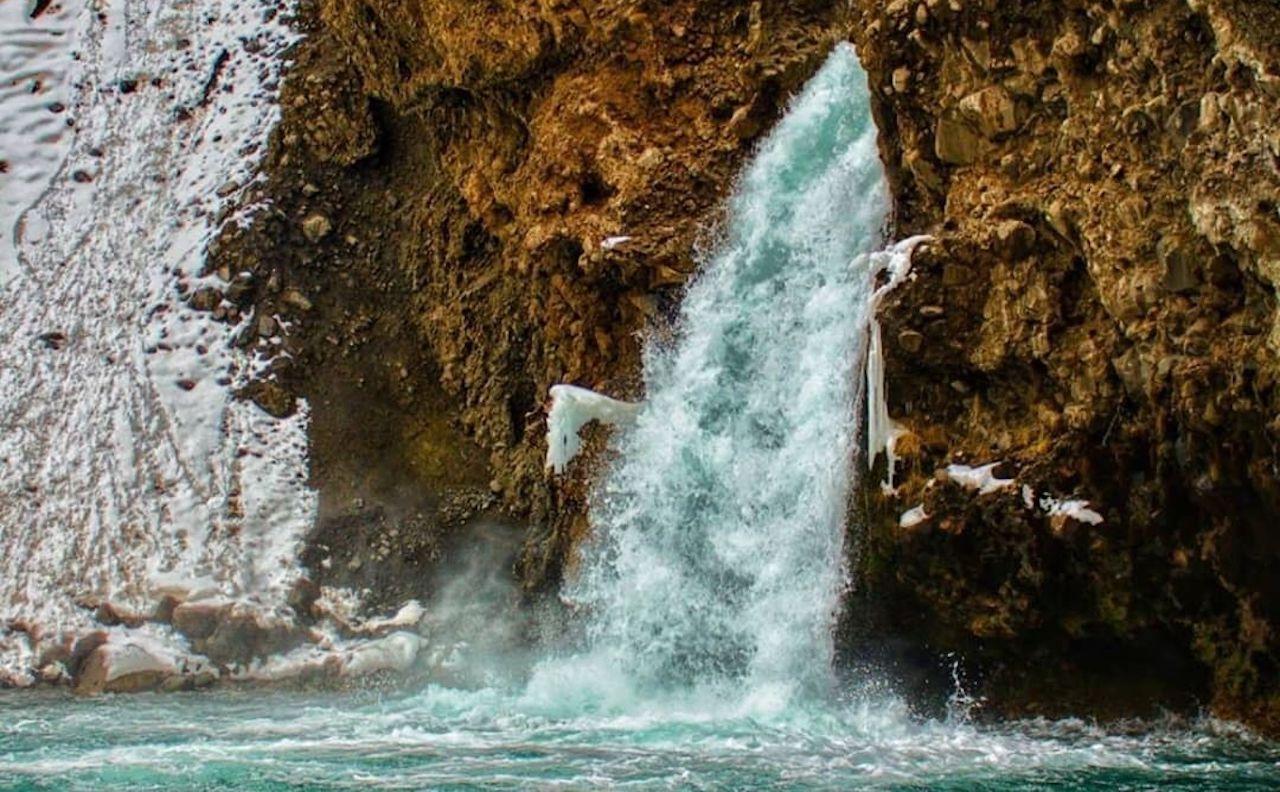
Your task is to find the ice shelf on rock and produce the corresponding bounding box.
[545,384,642,475]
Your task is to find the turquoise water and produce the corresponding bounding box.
[4,44,1278,792]
[2,687,1279,790]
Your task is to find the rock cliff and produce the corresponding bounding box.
[850,0,1280,732]
[210,0,1280,732]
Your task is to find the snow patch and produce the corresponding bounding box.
[899,504,929,528]
[946,463,1017,495]
[1040,496,1104,526]
[0,0,314,677]
[602,235,633,250]
[545,385,641,474]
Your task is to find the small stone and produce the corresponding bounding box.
[993,220,1036,260]
[898,330,924,352]
[489,479,503,494]
[919,305,945,318]
[246,381,296,418]
[281,289,313,312]
[257,314,277,338]
[302,213,332,243]
[189,287,221,312]
[892,67,912,93]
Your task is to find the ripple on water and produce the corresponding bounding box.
[1,688,1279,790]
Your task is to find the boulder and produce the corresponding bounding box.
[74,642,177,695]
[958,86,1019,139]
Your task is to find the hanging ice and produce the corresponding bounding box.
[545,385,642,475]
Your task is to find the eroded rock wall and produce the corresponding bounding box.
[850,0,1280,732]
[210,1,853,597]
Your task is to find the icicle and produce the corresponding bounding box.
[545,385,641,475]
[864,235,931,490]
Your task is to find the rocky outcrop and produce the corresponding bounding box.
[202,0,1280,733]
[850,0,1280,733]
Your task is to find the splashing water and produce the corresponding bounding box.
[2,39,1278,790]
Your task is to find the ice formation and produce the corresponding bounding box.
[545,384,641,475]
[864,235,932,490]
[1040,496,1105,525]
[946,462,1017,495]
[900,504,930,528]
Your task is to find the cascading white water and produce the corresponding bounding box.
[550,44,891,705]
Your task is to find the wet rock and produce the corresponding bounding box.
[199,604,309,666]
[171,599,233,642]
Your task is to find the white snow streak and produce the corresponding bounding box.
[0,0,314,674]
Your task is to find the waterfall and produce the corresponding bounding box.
[549,44,892,704]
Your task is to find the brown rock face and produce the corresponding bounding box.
[850,0,1280,733]
[212,1,854,597]
[213,0,1280,732]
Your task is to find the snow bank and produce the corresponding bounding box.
[545,385,641,474]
